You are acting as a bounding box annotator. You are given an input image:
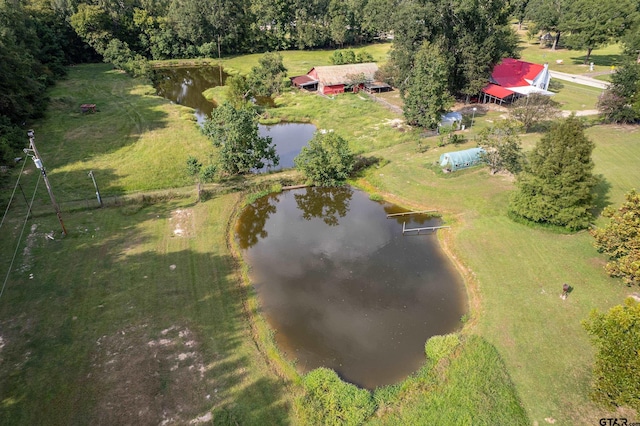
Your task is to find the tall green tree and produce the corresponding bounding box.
[202,103,278,175]
[294,132,355,187]
[582,298,640,411]
[477,120,524,175]
[598,61,640,123]
[591,190,640,286]
[401,41,454,129]
[526,0,564,49]
[247,52,288,97]
[562,0,637,64]
[389,0,517,99]
[509,115,597,230]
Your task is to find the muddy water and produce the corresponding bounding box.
[236,187,467,389]
[153,66,227,124]
[153,66,316,171]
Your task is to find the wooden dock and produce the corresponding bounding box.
[402,221,450,235]
[386,210,437,218]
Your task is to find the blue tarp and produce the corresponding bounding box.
[439,147,486,172]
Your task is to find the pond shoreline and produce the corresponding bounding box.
[227,182,475,391]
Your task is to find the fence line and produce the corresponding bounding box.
[364,93,403,114]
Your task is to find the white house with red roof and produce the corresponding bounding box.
[481,58,553,104]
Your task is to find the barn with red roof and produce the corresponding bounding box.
[290,63,390,96]
[482,58,552,104]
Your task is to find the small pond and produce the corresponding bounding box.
[153,66,315,171]
[236,187,467,389]
[153,66,227,124]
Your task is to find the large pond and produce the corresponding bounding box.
[153,66,315,171]
[236,187,467,389]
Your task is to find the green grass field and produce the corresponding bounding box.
[1,42,639,425]
[154,42,393,77]
[550,80,604,111]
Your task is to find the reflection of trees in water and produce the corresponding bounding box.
[294,187,353,226]
[236,194,279,249]
[152,67,227,103]
[382,204,438,226]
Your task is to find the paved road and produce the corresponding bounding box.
[549,70,610,89]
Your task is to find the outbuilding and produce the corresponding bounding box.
[439,147,486,172]
[291,63,384,95]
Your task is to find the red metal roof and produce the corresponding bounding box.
[482,84,515,99]
[291,75,318,86]
[491,58,545,88]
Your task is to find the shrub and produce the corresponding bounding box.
[342,49,356,64]
[582,298,640,411]
[591,189,640,286]
[296,368,376,426]
[199,164,217,183]
[186,156,202,177]
[425,334,460,362]
[294,132,355,187]
[356,50,374,63]
[330,51,344,65]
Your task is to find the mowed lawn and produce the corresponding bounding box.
[0,193,292,424]
[356,123,640,424]
[38,64,211,201]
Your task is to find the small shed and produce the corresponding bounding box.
[439,147,486,172]
[440,112,463,129]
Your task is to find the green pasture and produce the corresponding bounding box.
[550,80,604,111]
[154,42,392,78]
[518,40,623,75]
[39,64,211,201]
[0,192,291,424]
[2,50,639,425]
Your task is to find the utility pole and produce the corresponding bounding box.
[88,170,103,207]
[25,130,67,236]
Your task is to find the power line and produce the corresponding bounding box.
[0,158,28,232]
[0,174,41,301]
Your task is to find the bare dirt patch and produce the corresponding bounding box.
[170,209,195,238]
[90,323,211,425]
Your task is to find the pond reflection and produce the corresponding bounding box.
[153,66,227,124]
[153,66,317,172]
[295,186,352,226]
[236,187,467,389]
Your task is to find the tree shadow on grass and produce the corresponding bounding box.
[0,202,290,425]
[569,53,622,67]
[591,174,612,217]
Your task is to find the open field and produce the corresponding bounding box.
[0,62,527,425]
[154,42,393,77]
[550,80,604,111]
[515,23,623,76]
[1,53,639,425]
